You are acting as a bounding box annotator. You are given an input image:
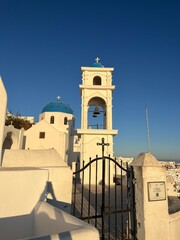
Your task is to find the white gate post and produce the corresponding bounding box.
[132,152,169,240]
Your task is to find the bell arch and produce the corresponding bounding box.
[87,97,107,129]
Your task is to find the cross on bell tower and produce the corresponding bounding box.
[95,57,100,63]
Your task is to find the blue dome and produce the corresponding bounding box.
[42,102,73,114]
[91,62,104,68]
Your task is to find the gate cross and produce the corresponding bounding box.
[97,138,109,157]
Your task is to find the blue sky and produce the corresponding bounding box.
[1,0,180,160]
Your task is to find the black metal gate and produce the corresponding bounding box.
[72,138,137,240]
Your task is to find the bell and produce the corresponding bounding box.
[93,106,100,115]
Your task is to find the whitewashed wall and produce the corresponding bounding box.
[132,152,180,240]
[0,168,48,240]
[2,149,73,212]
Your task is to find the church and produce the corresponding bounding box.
[3,58,118,183]
[23,97,77,165]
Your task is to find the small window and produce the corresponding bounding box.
[93,76,101,85]
[50,116,54,124]
[64,117,68,125]
[39,132,45,139]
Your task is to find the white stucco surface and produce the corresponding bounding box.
[39,111,74,131]
[46,166,73,212]
[3,125,24,150]
[132,152,161,167]
[0,168,48,218]
[169,211,180,240]
[24,110,75,163]
[24,120,68,160]
[0,168,99,240]
[2,149,66,167]
[2,149,73,212]
[34,201,99,240]
[132,153,169,239]
[77,65,118,184]
[132,152,180,240]
[0,77,7,163]
[0,168,48,240]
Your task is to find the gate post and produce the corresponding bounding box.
[132,152,169,240]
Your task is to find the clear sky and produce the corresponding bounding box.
[1,0,180,161]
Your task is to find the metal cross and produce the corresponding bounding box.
[97,138,109,157]
[57,96,61,101]
[95,57,100,63]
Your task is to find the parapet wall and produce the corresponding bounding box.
[2,149,67,167]
[0,168,48,240]
[2,149,73,213]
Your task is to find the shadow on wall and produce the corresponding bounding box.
[33,201,99,240]
[168,196,180,214]
[0,203,76,240]
[0,179,74,240]
[34,204,75,239]
[3,132,13,149]
[22,135,26,149]
[0,182,47,240]
[0,214,34,240]
[2,132,13,161]
[46,181,71,211]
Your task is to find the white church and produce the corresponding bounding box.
[3,58,118,177]
[24,97,76,164]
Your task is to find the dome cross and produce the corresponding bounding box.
[57,96,61,101]
[95,57,100,63]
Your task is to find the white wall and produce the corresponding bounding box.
[76,132,117,184]
[2,149,66,167]
[169,211,180,240]
[0,168,48,240]
[0,77,7,163]
[39,111,74,132]
[46,166,72,212]
[3,125,24,150]
[34,201,99,239]
[2,149,73,212]
[132,153,169,240]
[132,152,180,240]
[0,169,99,240]
[24,120,68,160]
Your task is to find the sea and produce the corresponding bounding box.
[160,159,180,164]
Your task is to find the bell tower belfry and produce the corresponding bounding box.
[77,58,118,172]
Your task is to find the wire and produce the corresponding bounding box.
[145,105,151,153]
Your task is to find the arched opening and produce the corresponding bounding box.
[93,76,101,85]
[87,97,106,129]
[64,117,68,125]
[50,116,54,124]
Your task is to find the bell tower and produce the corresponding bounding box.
[77,58,118,181]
